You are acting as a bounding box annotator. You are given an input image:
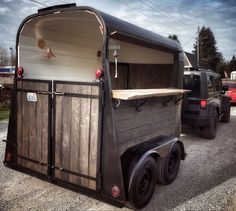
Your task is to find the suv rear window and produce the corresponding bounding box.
[183,74,200,97]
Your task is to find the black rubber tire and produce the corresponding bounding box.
[156,143,181,185]
[202,110,218,139]
[221,106,231,123]
[128,156,157,209]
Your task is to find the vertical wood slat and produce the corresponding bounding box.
[88,86,99,189]
[61,85,72,181]
[16,80,49,175]
[17,81,22,166]
[54,83,100,190]
[69,85,81,184]
[55,94,63,179]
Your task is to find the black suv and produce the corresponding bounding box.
[182,70,231,139]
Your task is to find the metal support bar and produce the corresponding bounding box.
[163,96,174,107]
[175,94,183,105]
[54,166,97,181]
[136,98,147,112]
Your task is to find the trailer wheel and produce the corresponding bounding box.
[221,105,231,123]
[156,143,181,185]
[202,110,218,139]
[128,156,157,209]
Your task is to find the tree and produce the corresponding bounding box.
[216,53,229,77]
[194,26,220,71]
[168,34,181,44]
[0,47,9,66]
[228,55,236,74]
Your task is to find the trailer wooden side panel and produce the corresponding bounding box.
[114,97,177,154]
[54,82,100,190]
[17,80,50,175]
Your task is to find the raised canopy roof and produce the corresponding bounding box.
[18,4,182,54]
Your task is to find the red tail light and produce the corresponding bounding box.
[5,152,12,161]
[95,68,103,79]
[200,100,207,108]
[17,67,24,77]
[111,185,120,198]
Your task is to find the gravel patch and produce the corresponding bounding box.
[0,108,236,210]
[172,177,236,211]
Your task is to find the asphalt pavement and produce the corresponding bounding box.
[0,107,236,211]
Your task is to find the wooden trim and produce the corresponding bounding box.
[112,88,190,100]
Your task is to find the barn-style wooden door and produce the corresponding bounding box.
[52,81,101,190]
[16,79,52,176]
[16,79,102,190]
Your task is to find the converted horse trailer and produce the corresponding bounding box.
[4,4,188,209]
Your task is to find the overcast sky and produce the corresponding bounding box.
[0,0,235,60]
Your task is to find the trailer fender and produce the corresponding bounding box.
[121,137,185,195]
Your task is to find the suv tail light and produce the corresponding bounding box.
[200,100,207,108]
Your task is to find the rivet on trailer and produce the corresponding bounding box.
[3,3,189,209]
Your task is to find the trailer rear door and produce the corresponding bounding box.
[16,79,102,191]
[53,81,101,190]
[16,79,52,176]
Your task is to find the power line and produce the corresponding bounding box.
[143,0,195,31]
[117,0,195,39]
[117,0,177,32]
[29,0,48,7]
[183,32,198,47]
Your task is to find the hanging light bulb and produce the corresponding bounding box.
[113,49,118,78]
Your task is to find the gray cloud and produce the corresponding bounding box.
[0,0,235,60]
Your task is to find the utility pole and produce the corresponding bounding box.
[197,26,200,66]
[9,47,13,68]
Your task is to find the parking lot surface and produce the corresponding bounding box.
[0,107,236,210]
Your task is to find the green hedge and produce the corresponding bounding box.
[0,110,10,121]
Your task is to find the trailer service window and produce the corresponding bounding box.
[18,10,103,82]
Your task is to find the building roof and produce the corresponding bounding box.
[184,52,209,70]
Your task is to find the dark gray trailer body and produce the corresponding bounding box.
[4,4,186,209]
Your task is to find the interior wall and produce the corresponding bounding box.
[110,63,174,90]
[109,39,175,90]
[109,40,174,64]
[19,11,103,82]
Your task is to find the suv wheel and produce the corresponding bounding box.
[202,110,218,139]
[221,106,231,123]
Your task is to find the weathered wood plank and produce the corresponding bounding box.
[79,85,91,187]
[69,85,82,185]
[21,86,29,169]
[17,81,49,174]
[114,96,177,155]
[35,88,44,173]
[54,83,99,189]
[119,125,175,154]
[128,64,173,89]
[55,94,63,179]
[17,81,23,166]
[61,88,72,181]
[115,107,175,133]
[114,97,175,122]
[118,117,175,144]
[28,91,36,171]
[110,64,129,90]
[88,86,99,190]
[112,88,189,100]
